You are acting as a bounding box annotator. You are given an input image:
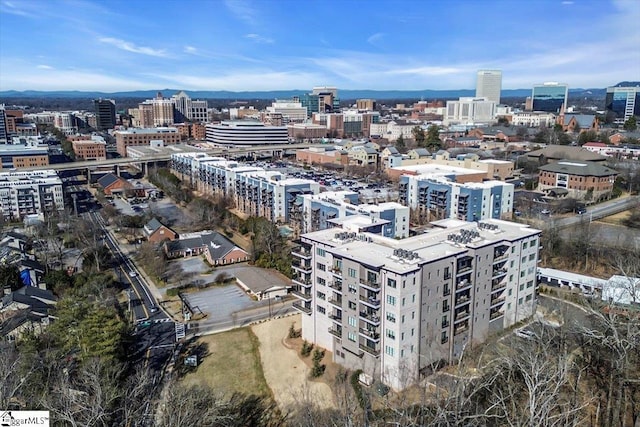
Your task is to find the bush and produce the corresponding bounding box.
[288,323,301,339]
[312,348,325,363]
[310,361,326,378]
[350,369,367,409]
[300,340,313,357]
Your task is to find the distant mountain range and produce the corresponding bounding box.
[0,87,607,100]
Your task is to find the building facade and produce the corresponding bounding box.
[293,219,541,390]
[510,111,556,127]
[0,140,49,169]
[399,175,514,222]
[475,70,502,104]
[71,136,107,161]
[444,97,497,125]
[295,191,410,238]
[531,82,568,113]
[0,170,64,220]
[114,127,180,156]
[93,99,116,130]
[537,160,618,200]
[605,84,640,124]
[205,121,288,147]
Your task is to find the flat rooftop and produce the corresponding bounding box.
[303,219,540,274]
[392,164,483,176]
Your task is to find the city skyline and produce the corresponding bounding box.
[0,0,638,92]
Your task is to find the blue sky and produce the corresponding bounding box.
[0,0,638,92]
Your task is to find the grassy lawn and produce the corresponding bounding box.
[595,209,631,226]
[181,328,271,397]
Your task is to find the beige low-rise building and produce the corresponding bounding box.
[71,137,107,161]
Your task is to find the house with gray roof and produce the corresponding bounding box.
[527,145,607,163]
[560,114,599,132]
[143,218,178,244]
[1,286,57,340]
[164,231,250,265]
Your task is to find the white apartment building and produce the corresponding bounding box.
[0,170,64,220]
[293,219,540,390]
[53,112,77,135]
[444,97,497,126]
[476,70,502,104]
[510,111,556,128]
[266,100,308,124]
[370,121,418,141]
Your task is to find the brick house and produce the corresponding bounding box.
[164,231,250,265]
[537,160,618,200]
[97,173,132,196]
[143,218,178,244]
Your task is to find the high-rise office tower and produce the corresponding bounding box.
[94,98,116,130]
[531,82,569,113]
[475,70,502,104]
[0,104,8,144]
[171,91,192,123]
[605,83,640,124]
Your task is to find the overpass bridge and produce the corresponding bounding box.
[19,143,325,176]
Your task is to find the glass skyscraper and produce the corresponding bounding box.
[605,84,640,123]
[531,82,568,113]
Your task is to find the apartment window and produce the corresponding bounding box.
[527,280,534,288]
[512,247,516,253]
[529,254,535,261]
[317,305,326,314]
[444,266,451,279]
[317,291,326,300]
[510,274,514,282]
[523,241,528,249]
[521,271,525,278]
[317,248,326,257]
[526,294,533,302]
[520,283,524,291]
[348,332,357,342]
[385,346,395,357]
[386,313,396,323]
[317,263,326,271]
[441,331,448,344]
[387,278,397,289]
[386,329,396,340]
[402,297,406,307]
[510,261,515,268]
[521,256,526,264]
[348,268,357,278]
[348,316,357,327]
[348,301,357,310]
[412,295,416,303]
[519,297,523,305]
[348,284,357,294]
[387,295,396,306]
[317,278,326,286]
[508,289,512,296]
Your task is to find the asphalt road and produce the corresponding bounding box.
[551,196,639,229]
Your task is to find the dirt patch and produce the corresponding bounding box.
[251,315,335,412]
[181,328,271,397]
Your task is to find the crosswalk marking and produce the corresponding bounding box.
[175,323,186,340]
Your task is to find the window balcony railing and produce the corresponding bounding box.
[359,343,380,356]
[328,327,342,338]
[359,295,381,309]
[292,302,312,315]
[359,278,381,290]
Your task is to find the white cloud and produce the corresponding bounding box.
[225,0,257,25]
[98,37,169,57]
[367,33,384,45]
[0,1,29,16]
[245,33,274,44]
[561,1,574,5]
[36,64,53,70]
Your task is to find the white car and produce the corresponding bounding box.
[129,271,137,278]
[515,328,536,340]
[541,209,551,215]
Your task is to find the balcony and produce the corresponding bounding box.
[328,296,343,307]
[359,343,380,356]
[328,327,342,338]
[293,302,312,315]
[359,278,381,291]
[454,310,470,322]
[456,278,471,290]
[291,288,312,301]
[490,297,506,308]
[360,312,381,325]
[456,265,473,275]
[329,281,343,292]
[493,252,509,263]
[455,295,470,307]
[359,295,381,309]
[490,310,504,320]
[292,260,312,274]
[491,279,507,292]
[292,276,312,288]
[329,313,342,323]
[454,323,469,335]
[442,304,450,313]
[291,247,312,259]
[492,268,507,278]
[359,328,380,341]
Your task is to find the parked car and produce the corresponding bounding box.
[541,209,551,215]
[515,328,536,340]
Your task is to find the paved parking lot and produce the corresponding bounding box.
[184,284,258,322]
